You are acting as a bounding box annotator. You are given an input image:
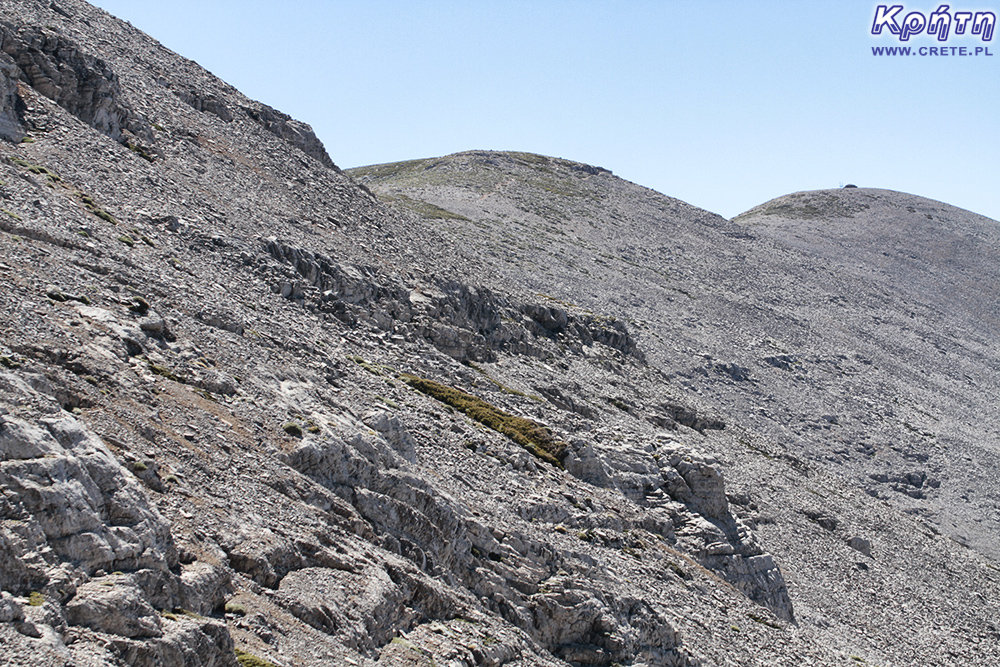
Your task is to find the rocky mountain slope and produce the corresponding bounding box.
[0,1,998,666]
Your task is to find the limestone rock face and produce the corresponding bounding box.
[65,576,163,638]
[244,103,338,170]
[0,21,151,144]
[0,53,24,142]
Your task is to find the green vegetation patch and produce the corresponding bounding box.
[347,157,435,182]
[282,421,304,438]
[27,591,45,606]
[737,192,873,221]
[747,612,783,630]
[401,373,566,467]
[385,194,469,221]
[148,362,184,383]
[225,601,248,616]
[126,141,155,162]
[11,158,60,182]
[348,355,388,376]
[235,649,278,667]
[78,193,118,224]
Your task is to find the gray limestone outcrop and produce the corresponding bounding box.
[0,53,25,141]
[0,20,152,146]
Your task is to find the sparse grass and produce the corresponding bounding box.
[376,395,401,410]
[148,362,183,383]
[401,373,566,467]
[11,158,60,182]
[346,157,435,181]
[225,602,247,616]
[606,397,630,412]
[78,193,118,224]
[282,421,304,438]
[347,355,386,376]
[126,141,155,162]
[747,612,783,630]
[117,235,135,247]
[27,591,45,606]
[2,209,22,221]
[235,649,278,667]
[94,207,117,224]
[383,193,469,221]
[1,356,22,369]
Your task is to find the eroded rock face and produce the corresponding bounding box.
[65,576,163,638]
[0,411,175,576]
[0,53,24,141]
[0,22,152,144]
[0,373,236,664]
[244,103,338,170]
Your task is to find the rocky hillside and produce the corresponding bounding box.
[0,1,998,666]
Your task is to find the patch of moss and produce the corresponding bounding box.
[126,141,156,162]
[376,395,401,410]
[130,296,150,314]
[235,649,278,667]
[385,194,469,221]
[606,397,630,412]
[225,602,248,616]
[132,461,148,472]
[282,421,304,438]
[347,355,385,376]
[117,235,135,247]
[11,158,60,182]
[27,591,45,606]
[400,373,566,467]
[2,208,22,221]
[164,474,180,484]
[78,193,118,224]
[747,612,783,630]
[148,362,183,383]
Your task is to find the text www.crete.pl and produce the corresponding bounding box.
[872,45,994,55]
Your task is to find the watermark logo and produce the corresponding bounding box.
[871,5,995,55]
[872,5,995,40]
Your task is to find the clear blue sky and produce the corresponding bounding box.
[91,0,999,221]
